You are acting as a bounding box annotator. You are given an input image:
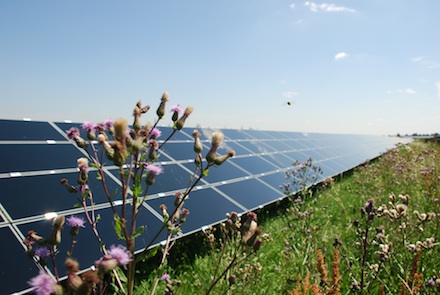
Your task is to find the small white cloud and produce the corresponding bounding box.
[411,56,440,69]
[334,52,348,60]
[389,88,416,95]
[282,91,298,99]
[403,88,416,95]
[411,56,425,63]
[404,88,415,95]
[290,3,296,10]
[304,1,356,13]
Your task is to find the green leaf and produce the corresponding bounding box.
[203,169,209,177]
[91,163,100,169]
[113,214,125,240]
[132,225,145,239]
[96,172,102,181]
[136,245,160,262]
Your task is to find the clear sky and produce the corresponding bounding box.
[1,1,439,135]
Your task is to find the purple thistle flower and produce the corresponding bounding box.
[161,273,170,281]
[35,247,50,258]
[66,127,80,140]
[66,215,86,228]
[95,122,106,133]
[147,164,164,176]
[170,104,183,114]
[107,245,132,267]
[103,119,114,129]
[82,121,96,132]
[150,128,161,139]
[28,271,57,295]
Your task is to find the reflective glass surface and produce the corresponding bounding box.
[0,119,412,294]
[0,119,66,141]
[217,178,283,210]
[0,144,85,173]
[1,227,40,294]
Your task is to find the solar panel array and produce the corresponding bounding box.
[0,119,410,294]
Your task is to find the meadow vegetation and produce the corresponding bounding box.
[22,94,439,295]
[135,140,440,294]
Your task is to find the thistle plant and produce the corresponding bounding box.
[202,211,265,294]
[23,92,236,295]
[281,157,323,235]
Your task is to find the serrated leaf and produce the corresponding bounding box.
[113,215,125,240]
[132,225,145,239]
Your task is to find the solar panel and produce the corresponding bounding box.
[0,119,411,294]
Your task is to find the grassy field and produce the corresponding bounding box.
[134,140,440,294]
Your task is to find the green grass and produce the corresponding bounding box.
[134,140,440,294]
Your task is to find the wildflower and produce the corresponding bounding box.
[113,118,128,142]
[66,127,87,149]
[77,157,89,185]
[66,215,85,236]
[66,215,85,228]
[108,244,132,267]
[66,127,80,140]
[97,133,115,160]
[161,273,171,281]
[174,106,193,130]
[146,164,163,185]
[171,104,183,122]
[45,215,65,246]
[156,92,169,119]
[206,132,224,163]
[214,150,235,165]
[28,271,58,295]
[35,247,50,258]
[180,208,190,223]
[82,121,97,140]
[103,119,114,129]
[95,254,119,273]
[192,130,203,154]
[150,128,161,139]
[228,274,237,285]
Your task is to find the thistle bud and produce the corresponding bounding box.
[174,106,193,130]
[156,92,169,119]
[111,141,128,167]
[180,208,190,224]
[192,130,203,154]
[95,254,118,273]
[46,216,65,245]
[214,151,235,165]
[206,132,224,163]
[67,273,83,291]
[113,118,128,142]
[60,178,77,193]
[228,275,236,285]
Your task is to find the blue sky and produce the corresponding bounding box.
[1,1,439,135]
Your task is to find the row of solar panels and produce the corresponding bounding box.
[0,119,411,294]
